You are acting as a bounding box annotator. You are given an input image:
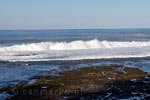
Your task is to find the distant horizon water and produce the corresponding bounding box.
[1,28,150,31]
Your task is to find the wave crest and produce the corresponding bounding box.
[0,39,150,51]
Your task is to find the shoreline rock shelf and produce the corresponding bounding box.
[1,64,150,100]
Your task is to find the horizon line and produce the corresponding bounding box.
[0,28,150,31]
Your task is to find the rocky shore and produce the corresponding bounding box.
[1,64,150,100]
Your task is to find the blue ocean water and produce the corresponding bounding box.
[1,29,150,89]
[0,29,150,45]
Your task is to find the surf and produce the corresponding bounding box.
[1,39,150,61]
[0,39,150,51]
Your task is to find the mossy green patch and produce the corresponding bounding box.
[4,64,150,100]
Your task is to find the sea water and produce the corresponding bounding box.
[1,29,150,88]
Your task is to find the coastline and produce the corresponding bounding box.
[1,64,150,100]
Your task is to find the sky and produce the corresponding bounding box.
[0,0,150,29]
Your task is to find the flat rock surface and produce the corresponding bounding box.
[1,64,150,100]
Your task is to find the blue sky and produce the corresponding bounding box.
[0,0,150,29]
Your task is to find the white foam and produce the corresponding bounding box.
[0,39,150,61]
[0,39,150,51]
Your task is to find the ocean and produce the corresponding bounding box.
[1,29,150,91]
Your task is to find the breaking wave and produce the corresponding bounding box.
[0,39,150,51]
[1,39,150,61]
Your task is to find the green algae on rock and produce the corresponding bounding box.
[2,64,150,100]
